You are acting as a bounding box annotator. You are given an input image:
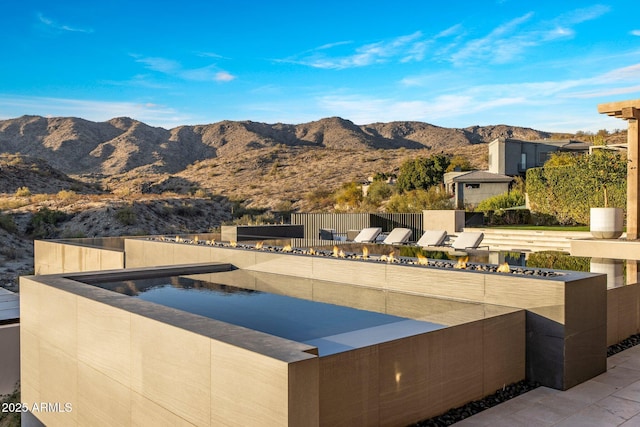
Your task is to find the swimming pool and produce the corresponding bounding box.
[96,275,446,356]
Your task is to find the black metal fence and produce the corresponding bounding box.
[291,213,424,241]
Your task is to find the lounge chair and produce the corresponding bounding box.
[318,228,335,240]
[382,228,412,245]
[352,227,382,243]
[416,230,447,248]
[449,232,485,250]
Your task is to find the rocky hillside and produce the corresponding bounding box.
[0,115,553,176]
[0,115,561,210]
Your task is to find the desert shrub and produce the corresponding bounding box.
[274,200,294,212]
[115,206,137,226]
[385,186,454,212]
[56,189,78,201]
[15,186,31,197]
[304,188,334,211]
[27,207,68,238]
[477,190,526,212]
[0,213,17,233]
[365,181,394,205]
[333,182,363,211]
[193,188,208,198]
[230,212,277,225]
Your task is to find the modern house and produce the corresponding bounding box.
[444,170,513,209]
[488,138,591,176]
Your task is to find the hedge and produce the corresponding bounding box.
[526,151,626,225]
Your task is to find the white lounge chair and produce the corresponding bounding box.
[382,228,412,245]
[416,230,447,247]
[353,227,382,243]
[450,232,485,250]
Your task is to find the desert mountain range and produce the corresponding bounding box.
[0,115,552,176]
[0,115,562,208]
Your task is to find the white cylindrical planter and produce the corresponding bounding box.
[590,207,623,239]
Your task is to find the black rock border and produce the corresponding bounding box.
[410,334,640,426]
[409,380,540,427]
[607,333,640,357]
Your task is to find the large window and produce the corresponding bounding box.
[538,151,551,164]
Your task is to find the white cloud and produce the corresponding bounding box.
[448,6,609,66]
[555,5,610,25]
[312,58,640,132]
[448,13,535,65]
[215,71,236,82]
[135,57,181,74]
[287,31,430,69]
[631,30,640,36]
[37,13,93,34]
[134,55,236,83]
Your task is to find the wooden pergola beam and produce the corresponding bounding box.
[598,100,640,243]
[598,100,640,119]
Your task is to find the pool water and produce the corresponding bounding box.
[97,276,445,356]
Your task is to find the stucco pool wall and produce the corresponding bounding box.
[20,265,319,427]
[124,238,607,390]
[21,263,525,427]
[22,237,609,426]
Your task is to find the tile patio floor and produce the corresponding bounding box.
[456,345,640,426]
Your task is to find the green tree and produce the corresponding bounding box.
[396,154,450,192]
[587,149,626,207]
[445,154,473,172]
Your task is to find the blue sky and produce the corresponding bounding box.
[1,1,639,132]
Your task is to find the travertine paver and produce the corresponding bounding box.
[457,344,640,426]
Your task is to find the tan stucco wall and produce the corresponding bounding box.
[422,210,465,233]
[34,240,124,274]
